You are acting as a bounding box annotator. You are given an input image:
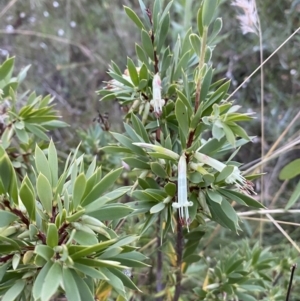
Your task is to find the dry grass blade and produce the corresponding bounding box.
[241,216,300,227]
[0,0,18,19]
[265,213,300,253]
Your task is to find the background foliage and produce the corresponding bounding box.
[1,0,300,300]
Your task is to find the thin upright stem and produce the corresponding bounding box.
[255,2,265,245]
[173,218,183,301]
[156,218,163,301]
[286,264,297,301]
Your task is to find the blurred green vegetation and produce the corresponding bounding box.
[1,0,300,299]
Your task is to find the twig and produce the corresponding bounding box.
[0,0,18,19]
[286,264,297,301]
[156,217,163,301]
[238,209,300,216]
[241,216,300,227]
[173,218,183,301]
[266,213,300,253]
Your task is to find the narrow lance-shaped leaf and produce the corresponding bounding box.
[20,180,36,221]
[1,280,25,301]
[48,139,58,186]
[73,173,87,209]
[82,167,123,206]
[46,223,58,248]
[41,262,62,301]
[0,211,18,227]
[37,173,53,216]
[35,145,52,185]
[124,6,145,30]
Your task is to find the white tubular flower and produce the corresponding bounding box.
[172,154,193,230]
[194,152,255,193]
[133,143,180,160]
[150,73,165,118]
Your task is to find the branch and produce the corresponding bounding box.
[286,264,297,301]
[173,217,183,301]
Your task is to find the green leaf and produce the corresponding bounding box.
[222,122,236,147]
[156,12,170,53]
[124,6,145,30]
[73,230,98,245]
[150,202,165,214]
[33,261,53,299]
[63,268,81,301]
[141,29,154,60]
[209,18,223,42]
[41,261,62,301]
[101,268,126,297]
[202,80,231,112]
[165,182,176,197]
[88,204,134,220]
[151,162,168,178]
[71,269,95,301]
[189,33,201,57]
[175,98,189,139]
[0,154,11,192]
[202,0,218,27]
[110,267,142,292]
[153,0,161,32]
[111,132,146,155]
[0,57,14,85]
[14,127,29,144]
[0,262,9,282]
[17,64,31,83]
[236,292,257,301]
[37,173,53,216]
[177,90,193,116]
[0,211,18,227]
[279,159,300,180]
[196,6,203,36]
[82,167,123,206]
[84,187,130,212]
[173,51,191,80]
[46,223,58,248]
[1,127,13,149]
[201,67,213,101]
[127,57,139,86]
[73,263,108,280]
[207,198,237,232]
[286,181,300,209]
[216,165,235,183]
[34,245,54,261]
[1,279,25,301]
[138,0,151,29]
[12,253,21,270]
[20,180,36,221]
[123,157,150,169]
[207,190,222,204]
[131,113,149,142]
[73,173,87,209]
[230,123,251,140]
[212,123,224,141]
[25,123,49,140]
[219,188,264,208]
[35,145,52,185]
[48,140,58,186]
[135,44,151,70]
